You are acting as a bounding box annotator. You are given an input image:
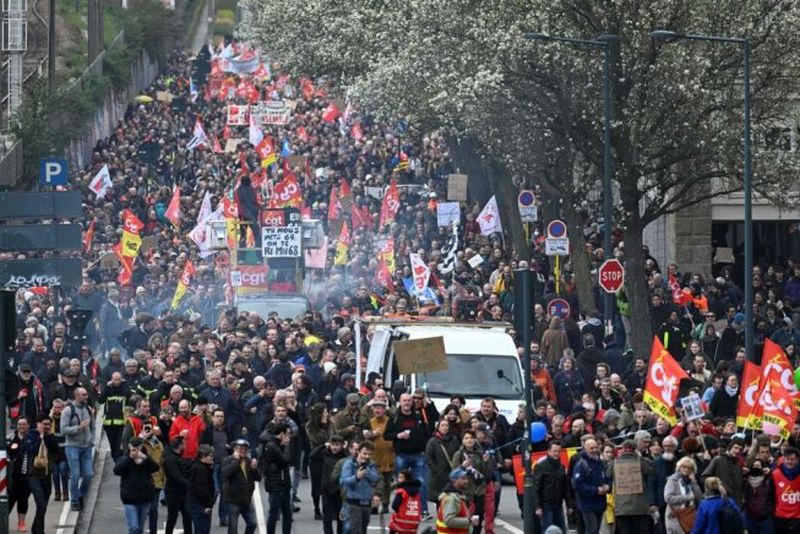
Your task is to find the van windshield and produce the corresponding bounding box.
[416,353,523,400]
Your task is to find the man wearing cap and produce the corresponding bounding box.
[222,438,261,534]
[99,371,131,460]
[436,468,479,533]
[605,439,657,532]
[366,398,395,514]
[333,393,363,442]
[333,374,357,411]
[49,368,82,407]
[113,437,160,534]
[12,364,45,422]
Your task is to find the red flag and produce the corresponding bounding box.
[643,337,689,424]
[121,209,144,235]
[351,204,372,231]
[379,179,400,228]
[268,173,302,208]
[213,136,223,154]
[222,123,231,140]
[322,103,341,123]
[752,339,799,436]
[255,136,275,161]
[164,187,181,227]
[113,243,135,286]
[328,186,340,221]
[351,121,363,141]
[83,219,95,254]
[668,274,693,306]
[736,360,761,428]
[373,257,392,288]
[296,126,309,143]
[300,203,312,220]
[301,78,314,101]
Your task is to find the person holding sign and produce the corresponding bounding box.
[605,439,658,532]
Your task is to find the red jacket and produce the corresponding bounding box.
[169,414,206,459]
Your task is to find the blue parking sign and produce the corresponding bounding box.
[39,158,69,187]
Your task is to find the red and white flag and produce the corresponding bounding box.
[669,274,693,306]
[379,180,400,228]
[88,164,112,199]
[164,186,181,227]
[187,119,209,151]
[322,102,341,123]
[477,195,502,236]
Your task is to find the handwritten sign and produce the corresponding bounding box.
[225,138,244,154]
[447,174,468,201]
[393,337,449,375]
[437,202,460,227]
[613,460,643,495]
[261,225,301,258]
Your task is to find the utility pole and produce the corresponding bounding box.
[47,0,55,93]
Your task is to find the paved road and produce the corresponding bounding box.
[87,443,527,534]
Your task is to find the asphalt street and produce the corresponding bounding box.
[87,443,528,534]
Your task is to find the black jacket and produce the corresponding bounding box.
[186,460,215,509]
[113,454,159,505]
[320,447,348,496]
[260,436,292,493]
[532,455,569,508]
[163,447,191,503]
[222,453,261,506]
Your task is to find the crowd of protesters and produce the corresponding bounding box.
[3,36,800,534]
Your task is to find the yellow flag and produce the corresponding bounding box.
[121,230,142,258]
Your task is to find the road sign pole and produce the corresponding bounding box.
[0,292,8,534]
[515,268,535,534]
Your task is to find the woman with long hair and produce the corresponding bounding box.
[306,403,332,520]
[424,418,459,509]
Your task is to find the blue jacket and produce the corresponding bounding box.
[340,457,379,504]
[571,452,610,512]
[691,495,743,534]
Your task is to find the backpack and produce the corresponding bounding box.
[717,498,745,534]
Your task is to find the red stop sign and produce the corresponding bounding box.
[598,259,625,293]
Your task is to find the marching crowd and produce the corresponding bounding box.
[4,37,800,534]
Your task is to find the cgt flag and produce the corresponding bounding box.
[751,339,798,437]
[379,180,400,228]
[736,360,761,429]
[171,260,196,310]
[334,222,351,267]
[643,337,689,424]
[165,186,181,227]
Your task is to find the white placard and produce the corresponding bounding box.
[262,225,302,257]
[364,186,383,200]
[680,393,706,422]
[467,254,484,268]
[436,202,461,227]
[230,271,242,287]
[252,101,291,125]
[545,237,570,256]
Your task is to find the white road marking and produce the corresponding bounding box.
[495,518,525,534]
[55,500,72,534]
[254,481,267,534]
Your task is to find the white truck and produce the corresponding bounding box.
[362,319,524,419]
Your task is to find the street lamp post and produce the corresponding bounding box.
[522,32,619,534]
[650,30,753,361]
[524,32,619,337]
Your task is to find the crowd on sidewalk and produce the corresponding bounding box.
[4,38,800,534]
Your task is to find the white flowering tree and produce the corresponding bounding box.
[241,0,800,357]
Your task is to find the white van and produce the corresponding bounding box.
[363,320,524,419]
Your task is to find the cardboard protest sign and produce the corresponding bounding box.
[447,174,468,201]
[225,139,244,153]
[613,460,643,495]
[393,337,448,375]
[100,252,120,270]
[156,91,174,103]
[141,236,158,256]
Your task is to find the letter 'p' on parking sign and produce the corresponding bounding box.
[39,158,69,187]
